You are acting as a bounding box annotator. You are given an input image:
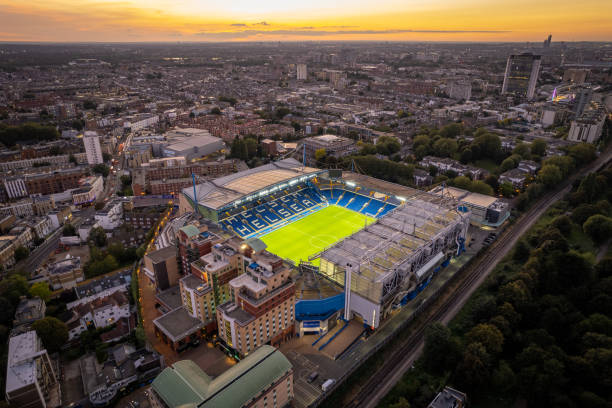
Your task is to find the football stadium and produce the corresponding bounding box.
[179,158,470,329]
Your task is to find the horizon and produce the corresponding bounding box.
[1,0,611,43]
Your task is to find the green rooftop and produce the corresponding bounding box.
[179,224,201,238]
[151,345,292,408]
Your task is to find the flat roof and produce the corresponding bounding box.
[6,331,39,393]
[153,306,203,342]
[182,158,320,211]
[146,246,177,264]
[155,285,182,311]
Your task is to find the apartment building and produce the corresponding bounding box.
[217,247,295,357]
[176,223,220,276]
[83,131,104,165]
[143,246,180,291]
[47,256,84,290]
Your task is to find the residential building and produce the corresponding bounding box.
[179,274,217,333]
[448,81,472,100]
[95,199,124,230]
[501,53,541,99]
[563,68,589,84]
[72,175,104,206]
[0,237,16,268]
[217,247,295,357]
[303,134,357,166]
[428,386,467,408]
[67,291,130,340]
[297,63,307,80]
[176,222,220,276]
[83,131,104,165]
[149,346,293,408]
[5,331,59,408]
[143,246,181,291]
[567,105,607,143]
[13,297,46,328]
[47,256,84,290]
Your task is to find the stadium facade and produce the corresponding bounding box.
[179,158,469,329]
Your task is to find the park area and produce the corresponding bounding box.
[261,205,374,265]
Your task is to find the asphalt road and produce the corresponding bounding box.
[347,147,612,408]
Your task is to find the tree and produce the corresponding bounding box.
[29,282,51,302]
[484,174,499,192]
[513,143,532,160]
[500,182,515,197]
[453,176,472,190]
[457,342,492,388]
[531,139,547,156]
[68,154,77,164]
[471,180,494,196]
[568,144,596,165]
[32,317,68,352]
[314,148,327,163]
[439,123,463,138]
[210,107,222,115]
[551,215,573,235]
[92,164,109,177]
[102,254,119,272]
[422,323,460,374]
[432,138,458,158]
[583,215,612,244]
[0,274,29,305]
[62,223,76,236]
[89,226,107,247]
[538,164,562,188]
[501,157,518,172]
[466,323,504,355]
[513,240,531,262]
[0,297,15,325]
[14,245,29,262]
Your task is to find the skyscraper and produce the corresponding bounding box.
[83,131,104,164]
[296,63,307,80]
[501,53,542,100]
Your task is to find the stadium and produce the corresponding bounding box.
[179,158,470,330]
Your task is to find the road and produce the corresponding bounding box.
[346,147,612,408]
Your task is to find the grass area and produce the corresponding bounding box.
[473,158,499,174]
[261,205,374,265]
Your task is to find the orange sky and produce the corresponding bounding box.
[0,0,610,42]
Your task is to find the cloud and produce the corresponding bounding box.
[195,28,511,40]
[254,21,269,26]
[230,23,247,27]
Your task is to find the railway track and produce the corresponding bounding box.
[344,150,612,408]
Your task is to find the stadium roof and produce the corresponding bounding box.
[182,158,320,211]
[151,345,292,408]
[321,194,464,290]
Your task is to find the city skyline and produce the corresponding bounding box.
[1,0,611,42]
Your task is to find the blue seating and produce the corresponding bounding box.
[346,194,370,212]
[362,199,385,216]
[336,191,353,207]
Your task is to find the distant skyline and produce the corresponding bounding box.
[1,0,611,43]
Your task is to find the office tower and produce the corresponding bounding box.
[296,63,307,80]
[83,131,104,164]
[543,34,552,48]
[501,53,542,100]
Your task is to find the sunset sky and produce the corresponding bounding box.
[0,0,610,42]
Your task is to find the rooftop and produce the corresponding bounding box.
[6,330,41,393]
[146,246,177,264]
[153,306,203,342]
[182,158,320,211]
[155,285,182,311]
[151,345,292,408]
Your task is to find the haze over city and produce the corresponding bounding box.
[1,0,611,42]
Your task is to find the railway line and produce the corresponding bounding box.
[342,149,612,408]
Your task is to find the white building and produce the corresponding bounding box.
[83,131,104,165]
[0,200,34,218]
[72,176,104,206]
[95,199,124,230]
[67,291,131,340]
[124,114,159,132]
[3,177,28,200]
[449,82,472,101]
[568,107,607,144]
[297,63,307,81]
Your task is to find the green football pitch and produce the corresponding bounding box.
[261,205,375,265]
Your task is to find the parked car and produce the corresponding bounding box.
[307,371,319,383]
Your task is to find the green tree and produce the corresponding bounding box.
[513,240,531,262]
[453,176,472,190]
[32,317,69,352]
[14,245,29,262]
[531,139,547,156]
[102,254,119,272]
[501,157,518,172]
[466,323,505,354]
[432,138,458,158]
[500,182,515,197]
[551,215,573,235]
[0,274,29,305]
[439,123,463,138]
[422,323,461,374]
[92,164,110,177]
[568,144,596,165]
[513,143,532,160]
[314,148,327,163]
[0,297,15,325]
[583,215,612,244]
[29,282,52,302]
[471,180,494,195]
[210,107,222,115]
[538,164,562,188]
[63,223,76,236]
[89,227,107,247]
